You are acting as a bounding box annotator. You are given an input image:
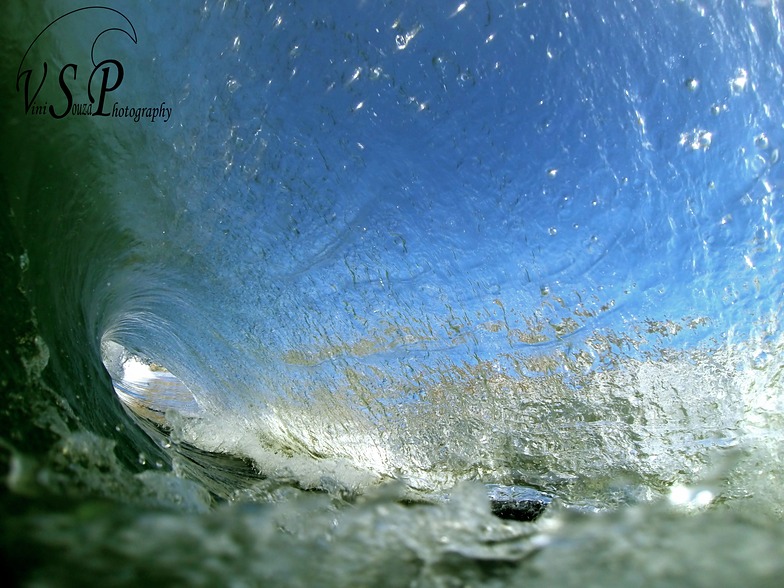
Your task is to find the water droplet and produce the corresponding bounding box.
[679,129,713,151]
[547,168,558,178]
[457,69,475,87]
[685,77,699,91]
[755,133,769,149]
[548,227,557,236]
[395,25,422,50]
[730,68,748,93]
[750,154,767,173]
[138,452,147,466]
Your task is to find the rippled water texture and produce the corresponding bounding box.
[1,1,784,586]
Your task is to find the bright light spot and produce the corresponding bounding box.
[694,490,714,507]
[122,356,155,384]
[452,1,468,16]
[669,485,714,508]
[347,67,361,84]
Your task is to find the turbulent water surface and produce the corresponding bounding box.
[2,0,784,586]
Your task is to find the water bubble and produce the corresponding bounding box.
[750,154,767,173]
[755,133,769,149]
[679,129,713,151]
[457,69,475,87]
[730,68,748,93]
[395,24,422,50]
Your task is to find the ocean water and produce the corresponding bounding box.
[2,0,784,586]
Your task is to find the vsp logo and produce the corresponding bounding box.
[16,6,171,123]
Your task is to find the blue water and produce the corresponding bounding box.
[2,1,784,585]
[94,0,783,490]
